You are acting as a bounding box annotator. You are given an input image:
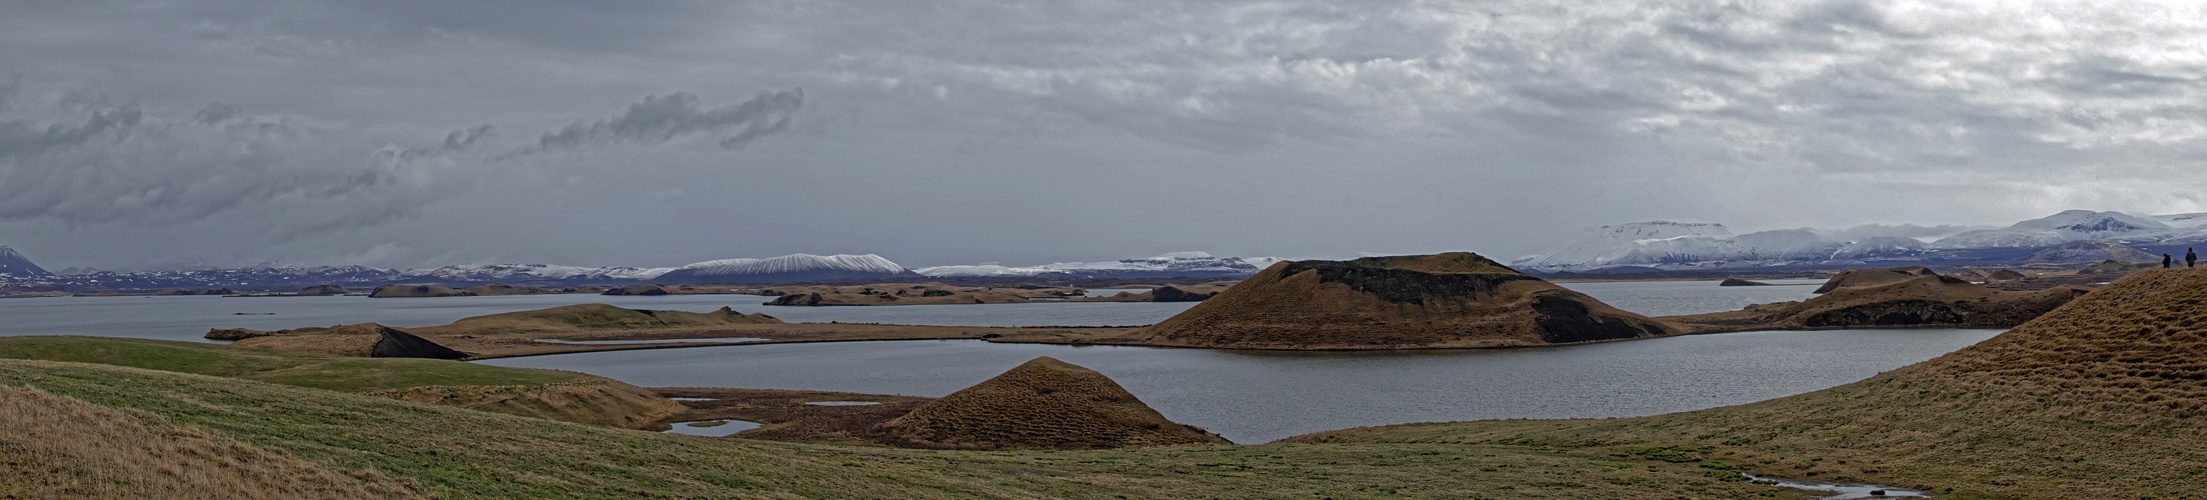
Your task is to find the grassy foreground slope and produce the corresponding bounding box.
[1296,267,2207,499]
[0,360,1809,499]
[0,337,682,428]
[0,336,584,392]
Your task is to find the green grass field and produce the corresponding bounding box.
[0,353,1811,498]
[0,336,583,393]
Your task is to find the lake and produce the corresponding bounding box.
[478,329,2000,443]
[0,279,1819,341]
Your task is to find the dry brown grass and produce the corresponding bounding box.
[0,385,423,499]
[1294,267,2207,499]
[369,378,685,428]
[881,357,1228,450]
[1139,253,1676,349]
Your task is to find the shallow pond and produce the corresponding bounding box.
[479,328,1998,443]
[660,419,763,437]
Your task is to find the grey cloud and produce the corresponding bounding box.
[508,89,804,157]
[192,102,242,124]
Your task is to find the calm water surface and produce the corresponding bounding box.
[479,329,1999,443]
[0,279,1818,342]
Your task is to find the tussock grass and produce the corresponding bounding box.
[1294,268,2207,499]
[0,336,681,428]
[0,359,1807,499]
[0,384,423,499]
[0,336,581,393]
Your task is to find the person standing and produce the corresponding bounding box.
[2189,248,2198,268]
[2166,254,2174,269]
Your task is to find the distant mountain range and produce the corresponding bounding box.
[1513,210,2206,273]
[911,252,1283,279]
[0,250,1287,293]
[8,208,2200,292]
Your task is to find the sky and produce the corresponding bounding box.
[5,0,2207,271]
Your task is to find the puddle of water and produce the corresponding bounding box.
[659,419,762,437]
[534,337,767,345]
[668,397,717,401]
[804,401,880,406]
[1743,474,1926,499]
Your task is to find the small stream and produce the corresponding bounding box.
[1744,473,1926,499]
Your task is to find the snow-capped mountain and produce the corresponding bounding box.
[915,251,1281,278]
[1513,222,1949,272]
[0,246,50,279]
[409,263,674,282]
[653,253,914,284]
[1510,221,1735,270]
[1830,236,1930,260]
[1516,210,2207,272]
[1929,210,2174,249]
[2017,240,2159,264]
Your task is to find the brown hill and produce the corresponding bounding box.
[1296,267,2207,498]
[1811,266,1938,293]
[1984,268,2028,281]
[1138,253,1676,349]
[221,323,468,359]
[878,357,1226,450]
[2079,260,2157,276]
[423,303,782,334]
[1665,275,2089,333]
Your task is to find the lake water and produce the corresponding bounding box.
[478,329,2000,444]
[0,279,1819,342]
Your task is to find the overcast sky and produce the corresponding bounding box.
[5,0,2207,270]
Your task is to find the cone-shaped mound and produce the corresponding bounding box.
[1666,275,2089,333]
[879,357,1227,450]
[1985,269,2028,281]
[1140,252,1676,349]
[1812,266,1938,293]
[1295,268,2207,498]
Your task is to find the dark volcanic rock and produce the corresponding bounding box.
[764,293,827,306]
[298,284,349,296]
[1147,286,1218,302]
[1719,278,1773,287]
[601,285,671,296]
[370,326,468,359]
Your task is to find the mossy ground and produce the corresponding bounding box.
[0,336,582,392]
[0,359,1821,499]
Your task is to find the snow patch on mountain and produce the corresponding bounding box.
[1930,210,2172,249]
[915,251,1284,278]
[1831,236,1930,259]
[0,246,50,279]
[410,263,674,281]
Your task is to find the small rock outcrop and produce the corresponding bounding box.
[878,357,1227,450]
[1147,286,1220,302]
[155,288,236,296]
[601,284,672,296]
[298,284,349,296]
[368,285,474,298]
[1140,253,1677,349]
[1719,278,1773,287]
[1985,269,2029,281]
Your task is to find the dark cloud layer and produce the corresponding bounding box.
[2,0,2205,270]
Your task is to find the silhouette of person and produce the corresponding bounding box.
[2190,248,2198,268]
[2167,254,2175,269]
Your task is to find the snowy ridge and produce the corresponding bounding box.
[652,253,914,284]
[916,251,1280,278]
[1929,210,2173,249]
[670,254,906,275]
[410,263,674,281]
[0,245,51,279]
[1515,222,1945,271]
